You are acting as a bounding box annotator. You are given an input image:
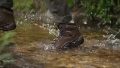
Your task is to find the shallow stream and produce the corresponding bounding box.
[12,23,120,68]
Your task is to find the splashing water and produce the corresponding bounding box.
[12,22,120,68]
[105,32,120,51]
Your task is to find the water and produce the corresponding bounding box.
[12,23,120,68]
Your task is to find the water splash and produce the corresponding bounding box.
[105,33,120,51]
[92,30,120,51]
[34,42,56,51]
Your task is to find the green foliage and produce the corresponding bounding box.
[0,32,14,47]
[66,0,120,27]
[82,0,120,26]
[13,0,34,12]
[0,32,15,66]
